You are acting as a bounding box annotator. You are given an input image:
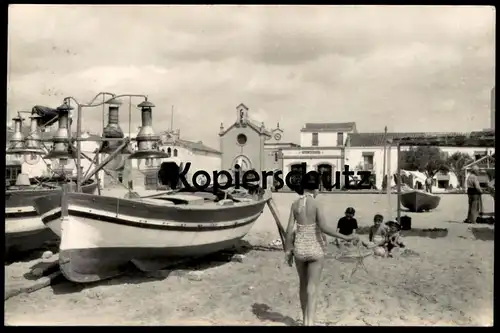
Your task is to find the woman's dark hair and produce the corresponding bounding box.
[345,207,356,215]
[374,214,384,221]
[302,171,320,191]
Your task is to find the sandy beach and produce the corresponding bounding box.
[4,191,494,326]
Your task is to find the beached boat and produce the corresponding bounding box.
[33,188,269,283]
[400,190,441,212]
[5,176,98,254]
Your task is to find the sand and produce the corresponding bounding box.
[4,191,494,326]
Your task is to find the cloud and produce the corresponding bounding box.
[7,5,495,148]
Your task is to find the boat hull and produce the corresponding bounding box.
[401,190,441,212]
[34,191,267,283]
[5,179,98,254]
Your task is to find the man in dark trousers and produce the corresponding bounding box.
[465,165,483,224]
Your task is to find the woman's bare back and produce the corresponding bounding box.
[292,194,326,262]
[292,195,319,226]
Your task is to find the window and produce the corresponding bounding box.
[237,134,247,145]
[311,133,319,146]
[337,132,344,146]
[173,149,178,157]
[274,152,278,162]
[362,153,374,170]
[167,147,172,157]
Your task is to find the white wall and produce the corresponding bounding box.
[129,144,222,186]
[346,146,495,190]
[300,132,351,147]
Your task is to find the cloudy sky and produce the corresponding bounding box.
[7,5,495,148]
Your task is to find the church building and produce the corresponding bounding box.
[218,103,298,182]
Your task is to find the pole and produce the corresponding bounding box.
[102,95,105,135]
[95,150,102,195]
[171,105,174,131]
[381,126,388,193]
[76,104,83,192]
[386,139,392,220]
[128,96,132,139]
[266,197,286,252]
[397,142,401,223]
[81,139,130,184]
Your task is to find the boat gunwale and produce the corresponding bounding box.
[39,204,263,231]
[37,190,271,213]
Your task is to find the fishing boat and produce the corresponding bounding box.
[5,174,98,254]
[400,190,441,212]
[33,188,269,283]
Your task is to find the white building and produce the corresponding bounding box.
[122,129,222,188]
[280,122,357,189]
[345,132,495,190]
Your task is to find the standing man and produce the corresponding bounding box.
[425,176,433,193]
[465,165,483,224]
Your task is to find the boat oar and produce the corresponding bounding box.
[266,196,287,252]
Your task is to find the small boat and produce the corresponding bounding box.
[5,175,98,254]
[33,188,269,283]
[400,190,441,212]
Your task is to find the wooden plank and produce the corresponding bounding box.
[4,271,61,301]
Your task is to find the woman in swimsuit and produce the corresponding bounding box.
[284,172,359,326]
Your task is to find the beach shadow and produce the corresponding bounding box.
[400,228,449,239]
[251,303,299,326]
[445,220,465,224]
[50,240,253,295]
[470,227,495,241]
[5,242,60,265]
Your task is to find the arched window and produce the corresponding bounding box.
[173,149,178,157]
[167,147,172,157]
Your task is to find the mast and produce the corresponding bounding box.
[171,105,174,131]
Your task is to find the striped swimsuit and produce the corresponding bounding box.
[293,194,327,262]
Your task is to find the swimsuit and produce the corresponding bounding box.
[293,194,326,262]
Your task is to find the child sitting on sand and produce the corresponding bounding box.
[368,214,388,246]
[362,214,387,250]
[384,221,406,257]
[334,207,358,250]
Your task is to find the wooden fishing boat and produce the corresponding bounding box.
[33,188,269,283]
[400,190,441,212]
[5,176,98,254]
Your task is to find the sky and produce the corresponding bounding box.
[7,5,496,149]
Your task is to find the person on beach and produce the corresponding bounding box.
[334,207,358,249]
[367,214,388,247]
[284,172,359,326]
[425,176,433,193]
[384,221,405,257]
[464,165,483,224]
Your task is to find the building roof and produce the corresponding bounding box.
[176,138,221,155]
[158,130,221,155]
[347,132,427,147]
[301,122,356,133]
[219,118,272,137]
[347,130,495,148]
